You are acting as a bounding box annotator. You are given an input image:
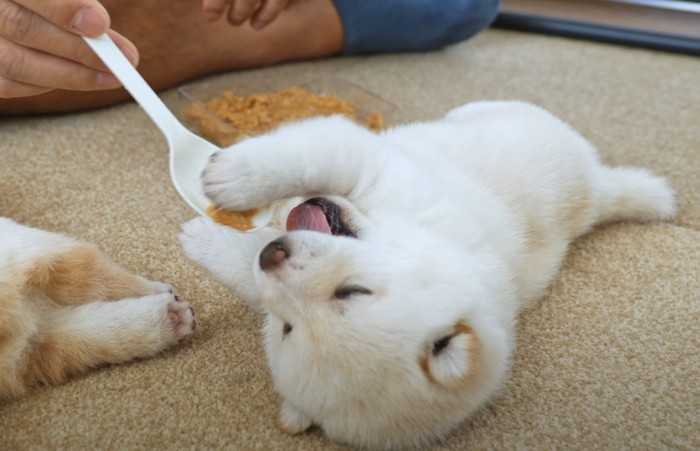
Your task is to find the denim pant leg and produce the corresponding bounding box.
[332,0,501,54]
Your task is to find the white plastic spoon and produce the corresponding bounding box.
[83,34,272,231]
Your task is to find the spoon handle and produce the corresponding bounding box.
[83,34,181,143]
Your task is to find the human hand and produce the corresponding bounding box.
[202,0,293,30]
[0,0,139,98]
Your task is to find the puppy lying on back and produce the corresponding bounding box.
[180,101,674,449]
[0,218,195,399]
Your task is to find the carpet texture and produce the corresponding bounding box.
[1,29,698,450]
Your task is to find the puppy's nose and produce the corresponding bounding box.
[260,239,290,271]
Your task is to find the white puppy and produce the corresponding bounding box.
[179,101,674,449]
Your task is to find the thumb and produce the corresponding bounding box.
[71,2,111,36]
[15,0,111,36]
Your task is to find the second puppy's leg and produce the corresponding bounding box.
[21,293,195,388]
[28,240,171,305]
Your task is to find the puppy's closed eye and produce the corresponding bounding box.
[333,285,372,300]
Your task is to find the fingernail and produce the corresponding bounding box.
[121,45,139,66]
[71,7,107,35]
[251,19,267,30]
[96,72,120,88]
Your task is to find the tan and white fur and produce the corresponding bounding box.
[179,101,674,449]
[0,218,196,399]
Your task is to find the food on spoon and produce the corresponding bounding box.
[185,86,384,146]
[205,205,259,232]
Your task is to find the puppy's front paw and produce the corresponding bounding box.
[179,217,227,265]
[167,295,196,344]
[202,143,275,210]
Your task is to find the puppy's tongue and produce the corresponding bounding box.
[286,203,331,233]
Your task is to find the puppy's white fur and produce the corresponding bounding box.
[180,101,674,449]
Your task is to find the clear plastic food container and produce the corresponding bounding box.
[176,71,397,147]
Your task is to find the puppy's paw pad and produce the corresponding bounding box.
[166,296,196,343]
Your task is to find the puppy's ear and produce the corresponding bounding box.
[420,321,480,387]
[278,400,314,434]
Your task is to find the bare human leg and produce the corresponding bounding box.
[0,0,343,114]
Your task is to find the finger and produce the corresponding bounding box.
[0,1,138,71]
[250,0,288,30]
[10,0,110,36]
[202,0,227,21]
[0,76,52,98]
[0,36,121,92]
[228,0,261,26]
[105,29,140,67]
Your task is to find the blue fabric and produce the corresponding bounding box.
[332,0,501,54]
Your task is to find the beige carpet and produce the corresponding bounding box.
[1,29,698,450]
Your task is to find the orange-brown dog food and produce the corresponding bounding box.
[185,86,384,146]
[205,205,259,231]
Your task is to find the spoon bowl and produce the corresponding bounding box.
[83,34,272,231]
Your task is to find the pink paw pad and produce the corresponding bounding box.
[167,295,196,342]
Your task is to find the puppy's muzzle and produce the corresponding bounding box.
[260,239,290,271]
